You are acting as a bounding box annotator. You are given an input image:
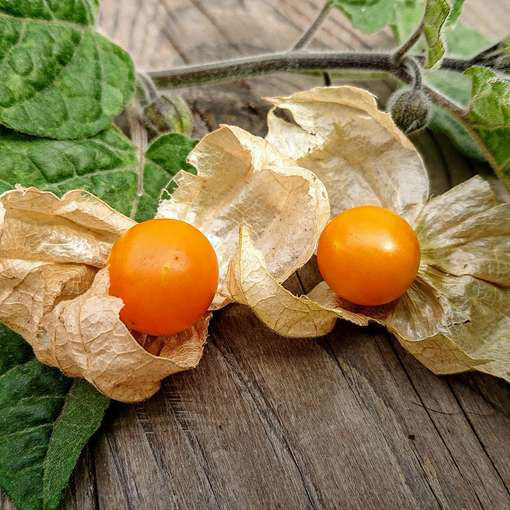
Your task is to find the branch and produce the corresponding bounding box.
[393,20,424,64]
[148,51,473,89]
[403,56,422,90]
[292,1,333,50]
[468,37,510,71]
[469,40,503,64]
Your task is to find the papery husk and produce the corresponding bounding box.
[229,175,510,383]
[227,226,444,341]
[412,176,510,381]
[157,125,330,307]
[41,268,209,402]
[265,86,429,223]
[0,188,209,402]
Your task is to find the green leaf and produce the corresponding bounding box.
[464,66,510,187]
[43,380,109,510]
[0,0,99,26]
[332,0,397,33]
[423,0,450,68]
[0,325,109,510]
[0,126,197,221]
[447,0,464,25]
[391,1,423,43]
[0,322,33,376]
[135,132,198,222]
[0,3,135,139]
[424,22,491,160]
[0,126,138,216]
[0,325,70,510]
[0,362,69,510]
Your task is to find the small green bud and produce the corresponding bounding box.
[389,88,430,134]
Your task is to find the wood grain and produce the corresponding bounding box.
[4,1,510,509]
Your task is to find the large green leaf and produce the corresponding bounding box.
[464,66,510,187]
[0,325,109,510]
[0,128,197,220]
[0,2,134,139]
[0,1,99,25]
[0,126,138,215]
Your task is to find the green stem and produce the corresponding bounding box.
[292,1,333,50]
[393,20,424,64]
[148,51,472,89]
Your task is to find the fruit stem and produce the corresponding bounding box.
[291,1,333,51]
[147,52,474,89]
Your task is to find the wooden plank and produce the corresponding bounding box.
[54,1,510,509]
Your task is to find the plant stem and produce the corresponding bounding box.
[469,40,501,64]
[137,72,160,102]
[126,103,148,219]
[290,1,334,86]
[393,20,424,64]
[148,51,472,89]
[423,84,467,117]
[403,56,423,90]
[292,1,333,50]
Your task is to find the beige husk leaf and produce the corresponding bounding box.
[255,86,509,382]
[265,86,429,223]
[0,188,209,402]
[228,176,510,382]
[156,124,330,307]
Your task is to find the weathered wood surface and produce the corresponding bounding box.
[2,1,510,509]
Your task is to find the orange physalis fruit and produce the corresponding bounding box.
[317,206,421,306]
[109,219,219,336]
